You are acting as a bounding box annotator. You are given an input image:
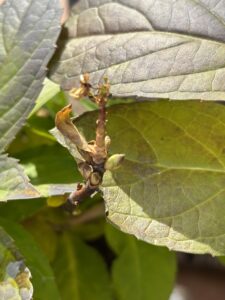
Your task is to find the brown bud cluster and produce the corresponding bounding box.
[55,74,125,208]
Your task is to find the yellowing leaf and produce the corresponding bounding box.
[76,101,225,255]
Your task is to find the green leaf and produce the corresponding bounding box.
[49,0,225,101]
[0,226,33,300]
[0,198,45,222]
[0,218,60,300]
[75,101,225,255]
[105,224,176,300]
[29,79,61,118]
[8,127,55,159]
[13,142,81,197]
[6,141,82,200]
[0,0,62,201]
[24,215,58,262]
[0,0,62,151]
[53,233,113,300]
[36,183,75,198]
[0,155,40,201]
[218,256,225,266]
[16,145,82,185]
[0,149,77,200]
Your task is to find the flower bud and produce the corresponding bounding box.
[90,172,102,186]
[78,162,93,179]
[104,154,125,171]
[69,86,87,99]
[80,73,90,84]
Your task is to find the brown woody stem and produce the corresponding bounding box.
[67,183,97,206]
[93,99,107,165]
[64,76,111,210]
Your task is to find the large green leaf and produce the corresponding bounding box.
[0,218,61,300]
[0,0,62,201]
[50,0,225,101]
[53,233,113,300]
[0,0,62,151]
[75,101,225,255]
[105,224,176,300]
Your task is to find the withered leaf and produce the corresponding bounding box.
[55,104,91,153]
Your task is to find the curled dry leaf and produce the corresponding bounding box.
[55,104,91,154]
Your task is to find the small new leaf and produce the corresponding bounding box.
[105,154,125,171]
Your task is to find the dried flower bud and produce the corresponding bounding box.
[69,74,92,99]
[78,162,93,179]
[90,172,102,186]
[80,73,90,84]
[104,154,125,171]
[69,86,87,99]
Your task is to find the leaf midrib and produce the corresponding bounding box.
[65,29,225,46]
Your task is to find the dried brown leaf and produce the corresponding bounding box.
[55,104,91,153]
